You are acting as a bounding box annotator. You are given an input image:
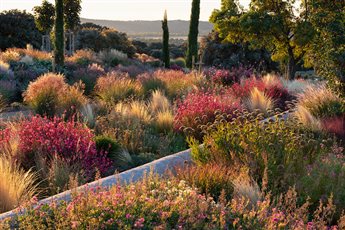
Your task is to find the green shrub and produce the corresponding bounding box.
[191,113,335,195]
[95,135,121,161]
[171,57,186,68]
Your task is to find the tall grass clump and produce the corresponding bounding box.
[95,73,142,105]
[294,105,322,130]
[245,87,274,115]
[0,155,38,213]
[60,83,88,119]
[297,85,344,118]
[23,73,66,117]
[7,48,52,62]
[153,70,203,99]
[282,78,310,95]
[117,101,152,125]
[148,90,171,114]
[23,73,87,118]
[154,110,174,133]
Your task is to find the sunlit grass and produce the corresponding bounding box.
[0,155,38,213]
[245,87,274,114]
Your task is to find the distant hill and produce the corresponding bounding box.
[80,18,213,39]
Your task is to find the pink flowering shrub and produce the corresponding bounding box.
[2,116,110,179]
[5,176,345,229]
[10,176,228,229]
[174,89,242,139]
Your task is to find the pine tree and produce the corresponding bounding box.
[186,0,200,68]
[162,10,170,68]
[54,0,64,68]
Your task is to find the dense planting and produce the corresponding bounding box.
[0,43,344,228]
[2,175,345,229]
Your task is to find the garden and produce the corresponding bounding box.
[0,45,344,228]
[0,0,344,229]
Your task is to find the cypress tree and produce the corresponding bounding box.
[162,10,170,68]
[54,0,64,68]
[186,0,200,68]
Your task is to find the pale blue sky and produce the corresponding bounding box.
[0,0,250,21]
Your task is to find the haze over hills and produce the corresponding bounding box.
[81,18,214,39]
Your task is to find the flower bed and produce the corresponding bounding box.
[1,47,344,229]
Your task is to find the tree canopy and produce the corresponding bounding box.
[33,0,82,33]
[0,10,41,50]
[76,27,136,57]
[63,0,82,31]
[210,0,315,79]
[306,0,345,96]
[33,0,55,34]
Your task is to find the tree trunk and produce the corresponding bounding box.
[287,47,296,80]
[54,0,65,68]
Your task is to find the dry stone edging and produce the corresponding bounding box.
[0,111,291,221]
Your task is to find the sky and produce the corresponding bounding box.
[0,0,251,21]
